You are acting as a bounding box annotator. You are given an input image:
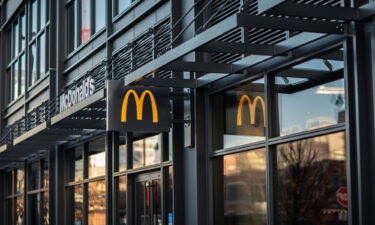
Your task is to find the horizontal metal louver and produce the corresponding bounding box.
[133,34,154,70]
[212,28,243,64]
[155,18,172,78]
[114,48,132,80]
[211,0,241,25]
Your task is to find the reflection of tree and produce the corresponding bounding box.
[277,138,346,225]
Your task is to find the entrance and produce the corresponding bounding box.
[135,172,162,225]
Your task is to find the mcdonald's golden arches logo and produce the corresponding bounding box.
[237,95,266,127]
[121,89,159,123]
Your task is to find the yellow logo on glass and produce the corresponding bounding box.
[121,90,159,123]
[237,95,266,127]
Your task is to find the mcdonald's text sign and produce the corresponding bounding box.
[106,80,171,133]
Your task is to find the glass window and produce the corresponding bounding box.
[12,61,19,99]
[274,49,345,136]
[118,0,132,14]
[88,137,106,178]
[88,180,106,225]
[30,43,37,84]
[16,169,24,194]
[214,148,267,225]
[67,145,84,182]
[39,32,46,76]
[40,0,47,28]
[276,132,347,225]
[16,196,24,225]
[20,14,26,50]
[13,22,19,57]
[6,171,13,195]
[68,185,84,225]
[31,0,37,37]
[212,78,266,150]
[29,162,40,190]
[68,0,78,52]
[43,192,49,225]
[167,167,173,224]
[119,137,127,171]
[133,134,161,168]
[29,194,41,225]
[20,54,26,94]
[81,0,91,43]
[94,0,105,32]
[43,160,49,188]
[117,176,127,225]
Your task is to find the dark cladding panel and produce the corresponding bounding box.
[107,80,171,133]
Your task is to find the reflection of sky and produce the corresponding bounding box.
[279,79,345,135]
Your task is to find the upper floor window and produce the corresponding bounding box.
[115,0,134,16]
[29,0,49,86]
[67,0,106,53]
[9,13,26,101]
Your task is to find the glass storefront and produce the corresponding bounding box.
[212,47,347,225]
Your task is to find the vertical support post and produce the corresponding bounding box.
[55,145,64,225]
[48,147,56,225]
[106,131,113,225]
[265,74,277,225]
[349,20,375,225]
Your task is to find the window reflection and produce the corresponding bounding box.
[119,144,127,171]
[68,185,83,225]
[29,162,40,190]
[16,169,24,194]
[81,0,91,43]
[88,181,106,225]
[118,176,127,225]
[213,79,266,150]
[16,196,24,225]
[276,132,347,225]
[43,160,49,188]
[118,0,132,13]
[94,0,105,32]
[43,192,49,225]
[67,145,84,182]
[133,134,161,168]
[29,194,40,225]
[220,148,267,225]
[88,137,106,178]
[274,49,345,136]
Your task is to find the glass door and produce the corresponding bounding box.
[135,173,162,225]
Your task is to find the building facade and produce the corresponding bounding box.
[1,0,375,225]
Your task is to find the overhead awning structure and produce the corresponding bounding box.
[125,2,375,87]
[0,0,374,168]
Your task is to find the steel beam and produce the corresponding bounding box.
[162,61,241,73]
[258,0,375,21]
[236,13,343,34]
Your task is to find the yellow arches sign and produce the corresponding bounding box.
[236,95,266,127]
[107,80,170,132]
[121,90,159,123]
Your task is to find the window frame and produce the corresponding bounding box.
[26,158,50,225]
[7,11,27,103]
[64,135,107,225]
[66,0,106,54]
[208,43,349,225]
[28,0,50,88]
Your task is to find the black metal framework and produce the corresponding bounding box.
[26,157,49,225]
[4,167,26,225]
[63,135,107,225]
[208,44,349,225]
[112,132,173,225]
